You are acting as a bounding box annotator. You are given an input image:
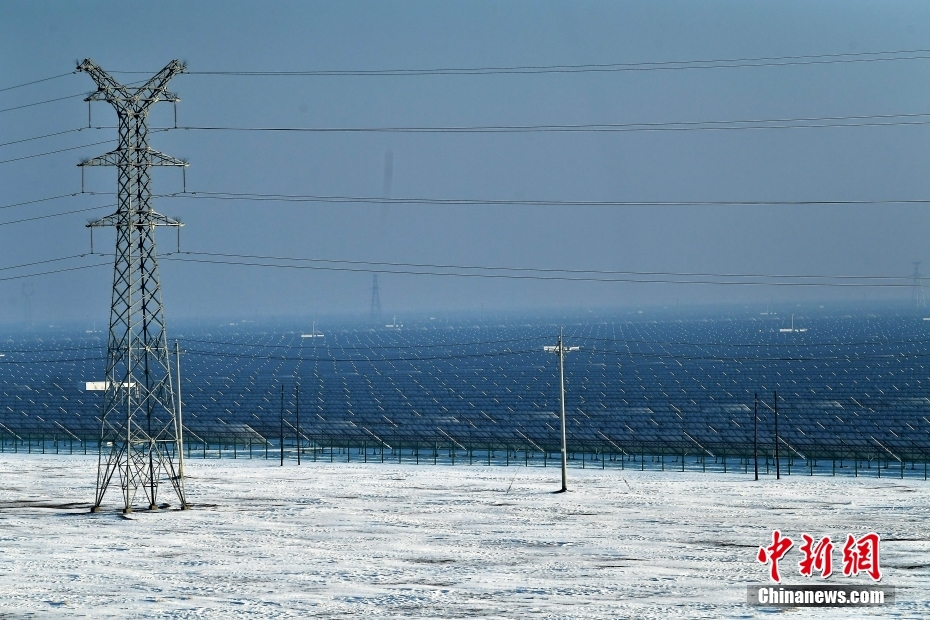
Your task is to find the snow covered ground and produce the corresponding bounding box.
[0,454,928,618]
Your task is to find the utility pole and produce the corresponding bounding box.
[753,393,758,481]
[545,328,579,492]
[80,59,188,514]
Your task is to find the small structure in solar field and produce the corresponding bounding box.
[913,262,927,310]
[778,314,807,333]
[301,322,324,338]
[545,329,579,493]
[386,316,402,329]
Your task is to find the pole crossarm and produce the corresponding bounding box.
[78,59,189,514]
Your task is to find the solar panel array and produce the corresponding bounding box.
[2,310,930,463]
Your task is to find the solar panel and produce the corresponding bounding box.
[0,312,928,464]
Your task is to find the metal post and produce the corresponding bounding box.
[279,384,284,466]
[559,331,568,491]
[295,384,300,466]
[774,391,780,480]
[175,342,186,481]
[753,393,759,480]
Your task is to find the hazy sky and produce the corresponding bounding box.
[2,1,930,325]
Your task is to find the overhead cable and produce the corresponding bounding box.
[0,127,89,149]
[0,253,102,273]
[0,193,90,212]
[161,254,919,287]
[0,139,113,166]
[178,335,546,351]
[174,112,930,134]
[175,333,930,351]
[0,71,75,93]
[178,251,916,282]
[184,348,537,363]
[0,261,109,283]
[165,190,930,207]
[170,48,930,76]
[0,92,87,115]
[0,204,114,227]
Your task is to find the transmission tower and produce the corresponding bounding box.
[368,151,391,325]
[78,59,189,513]
[912,262,927,310]
[370,274,382,324]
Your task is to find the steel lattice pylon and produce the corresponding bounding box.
[78,59,189,513]
[370,274,382,324]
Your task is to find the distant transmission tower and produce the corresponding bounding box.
[369,151,392,325]
[913,262,927,310]
[78,59,189,513]
[370,274,382,323]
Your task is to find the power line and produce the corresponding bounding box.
[0,78,150,115]
[0,356,107,365]
[585,347,930,363]
[0,92,87,115]
[175,333,930,351]
[572,334,930,349]
[0,193,91,212]
[165,190,930,207]
[185,348,542,363]
[0,139,113,166]
[4,109,926,166]
[173,112,930,135]
[179,251,915,282]
[0,261,109,283]
[132,345,930,364]
[178,335,545,351]
[0,72,75,94]
[0,127,90,149]
[0,254,101,273]
[0,204,113,227]
[6,189,930,216]
[161,254,920,288]
[168,48,930,77]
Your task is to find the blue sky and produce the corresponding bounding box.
[1,1,929,324]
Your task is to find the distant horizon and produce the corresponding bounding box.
[2,296,929,336]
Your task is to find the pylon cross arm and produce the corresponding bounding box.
[79,151,120,167]
[87,210,182,229]
[78,59,131,102]
[148,149,187,167]
[78,58,185,110]
[80,148,187,168]
[134,61,186,105]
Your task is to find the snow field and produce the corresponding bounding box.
[0,454,928,618]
